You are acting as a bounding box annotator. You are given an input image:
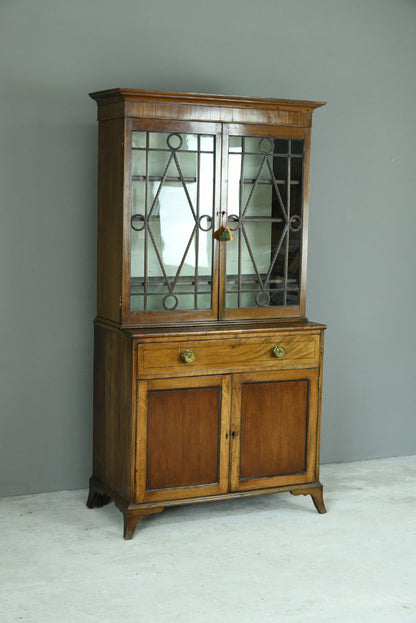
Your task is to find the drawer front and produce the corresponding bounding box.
[138,334,320,376]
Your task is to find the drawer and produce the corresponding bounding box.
[137,334,320,376]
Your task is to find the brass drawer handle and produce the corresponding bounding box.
[181,350,196,364]
[271,345,286,358]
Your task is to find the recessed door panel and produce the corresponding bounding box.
[136,375,231,503]
[231,368,319,491]
[146,386,221,490]
[240,379,308,479]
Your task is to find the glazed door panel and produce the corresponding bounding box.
[231,368,319,491]
[221,124,309,321]
[136,375,231,502]
[124,119,222,326]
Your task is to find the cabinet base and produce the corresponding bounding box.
[122,507,165,540]
[87,477,326,539]
[86,477,112,509]
[86,486,111,509]
[290,484,327,514]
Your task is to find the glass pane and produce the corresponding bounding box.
[176,151,197,178]
[131,181,145,214]
[229,137,242,152]
[242,221,272,275]
[130,130,215,313]
[130,228,144,279]
[148,150,170,179]
[226,135,304,309]
[147,224,164,280]
[131,181,146,284]
[145,295,165,311]
[227,153,242,218]
[242,183,273,218]
[290,155,303,181]
[287,229,301,284]
[243,154,268,180]
[199,153,214,215]
[226,293,239,308]
[184,134,198,151]
[274,139,289,154]
[274,156,289,182]
[154,186,195,275]
[200,135,214,151]
[197,229,212,277]
[244,137,262,153]
[148,132,170,149]
[130,294,144,312]
[197,294,212,309]
[290,139,304,155]
[132,131,146,149]
[132,150,146,176]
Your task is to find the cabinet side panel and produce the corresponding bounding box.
[96,119,124,323]
[93,326,133,501]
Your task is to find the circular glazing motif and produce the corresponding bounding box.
[259,137,274,154]
[131,214,146,231]
[163,294,179,310]
[198,214,213,232]
[255,290,270,307]
[228,215,240,231]
[167,133,183,150]
[289,215,302,232]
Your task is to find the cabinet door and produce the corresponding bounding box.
[125,120,222,325]
[221,124,310,321]
[230,368,320,491]
[136,375,231,503]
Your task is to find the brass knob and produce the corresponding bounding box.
[271,345,286,358]
[181,350,196,364]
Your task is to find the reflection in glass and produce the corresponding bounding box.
[130,131,215,312]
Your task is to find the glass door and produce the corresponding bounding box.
[221,124,309,320]
[125,120,222,324]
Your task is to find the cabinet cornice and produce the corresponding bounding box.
[90,88,326,126]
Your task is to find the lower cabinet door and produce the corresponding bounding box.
[230,368,320,491]
[135,375,232,503]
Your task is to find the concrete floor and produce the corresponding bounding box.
[1,456,415,623]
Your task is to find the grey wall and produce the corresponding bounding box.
[1,0,415,497]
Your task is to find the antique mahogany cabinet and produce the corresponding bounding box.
[87,89,326,539]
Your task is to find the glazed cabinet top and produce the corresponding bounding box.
[90,89,325,327]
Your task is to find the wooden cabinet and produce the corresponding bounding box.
[87,89,326,538]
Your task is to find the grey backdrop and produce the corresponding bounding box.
[1,0,415,497]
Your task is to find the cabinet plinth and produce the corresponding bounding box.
[88,89,326,538]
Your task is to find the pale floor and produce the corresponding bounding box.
[1,456,415,623]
